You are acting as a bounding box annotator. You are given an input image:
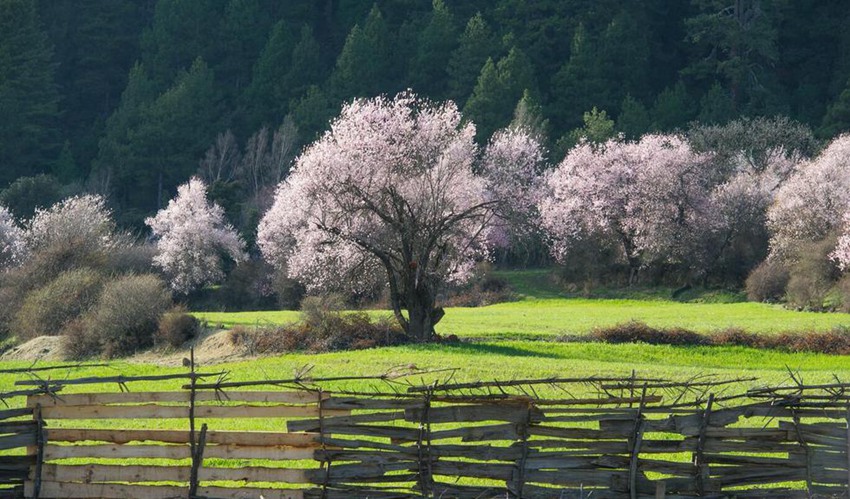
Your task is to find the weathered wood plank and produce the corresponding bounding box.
[45,428,321,447]
[43,443,317,461]
[405,404,542,424]
[28,390,322,407]
[39,404,349,420]
[0,432,34,450]
[285,411,405,432]
[39,464,314,484]
[25,481,304,499]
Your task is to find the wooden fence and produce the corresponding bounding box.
[2,366,850,498]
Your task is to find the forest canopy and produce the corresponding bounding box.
[2,0,850,229]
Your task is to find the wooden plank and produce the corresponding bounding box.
[321,397,422,410]
[0,432,34,450]
[286,412,405,432]
[40,464,314,484]
[45,428,320,447]
[28,390,322,407]
[26,481,303,499]
[286,424,419,441]
[429,423,518,442]
[44,444,191,460]
[405,404,542,424]
[39,404,349,419]
[44,443,317,461]
[430,461,513,481]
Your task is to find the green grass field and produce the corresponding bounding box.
[196,270,850,340]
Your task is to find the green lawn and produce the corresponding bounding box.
[196,270,850,340]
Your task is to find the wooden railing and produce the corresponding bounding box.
[1,367,850,498]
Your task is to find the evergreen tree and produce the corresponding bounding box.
[291,85,335,142]
[242,20,297,128]
[0,0,61,186]
[512,89,549,143]
[464,47,537,141]
[550,24,605,131]
[447,13,497,103]
[39,0,153,174]
[113,59,219,217]
[219,0,275,94]
[684,0,784,110]
[697,82,736,125]
[820,78,850,138]
[651,81,696,131]
[616,95,651,140]
[408,0,457,99]
[91,63,156,195]
[558,107,616,156]
[330,5,390,100]
[140,0,226,89]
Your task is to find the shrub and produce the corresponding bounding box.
[229,313,408,354]
[217,260,277,311]
[785,238,839,310]
[745,259,790,302]
[155,306,201,348]
[14,268,104,341]
[62,318,101,360]
[588,321,707,346]
[82,274,172,358]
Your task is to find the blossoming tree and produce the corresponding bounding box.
[258,93,541,341]
[0,206,24,269]
[146,177,246,294]
[768,135,850,260]
[538,134,714,281]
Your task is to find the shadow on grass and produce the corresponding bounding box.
[409,341,563,359]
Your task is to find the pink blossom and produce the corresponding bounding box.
[146,177,247,294]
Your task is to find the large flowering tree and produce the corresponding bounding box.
[768,135,850,260]
[146,177,247,294]
[0,206,25,269]
[258,93,541,341]
[538,134,715,280]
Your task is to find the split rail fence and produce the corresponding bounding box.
[1,365,850,498]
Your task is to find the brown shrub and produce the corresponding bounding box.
[745,259,789,303]
[82,274,173,358]
[62,318,102,360]
[155,306,201,348]
[589,321,707,346]
[14,268,104,341]
[710,328,763,348]
[229,313,409,354]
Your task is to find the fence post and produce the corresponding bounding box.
[416,385,434,497]
[509,400,533,499]
[790,408,813,499]
[846,405,850,496]
[628,384,648,499]
[318,388,331,499]
[693,393,714,496]
[32,404,44,499]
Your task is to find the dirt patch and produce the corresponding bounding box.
[1,336,65,361]
[129,328,249,367]
[0,329,250,366]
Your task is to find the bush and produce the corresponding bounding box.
[217,260,278,311]
[80,274,172,358]
[785,238,839,310]
[14,268,104,341]
[588,321,707,346]
[155,306,201,348]
[229,313,409,354]
[745,259,790,302]
[62,318,102,361]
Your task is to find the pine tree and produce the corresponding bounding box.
[698,82,736,125]
[821,78,850,138]
[111,59,219,216]
[330,5,390,100]
[219,0,275,94]
[409,0,457,99]
[651,81,696,131]
[242,20,297,128]
[447,13,497,103]
[512,89,549,143]
[616,95,651,140]
[464,47,537,141]
[550,23,605,131]
[0,0,61,186]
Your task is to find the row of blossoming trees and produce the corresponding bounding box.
[3,92,850,346]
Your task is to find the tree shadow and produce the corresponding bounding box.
[425,341,563,359]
